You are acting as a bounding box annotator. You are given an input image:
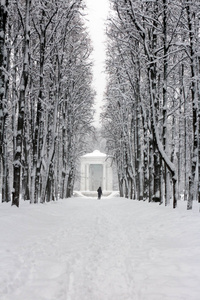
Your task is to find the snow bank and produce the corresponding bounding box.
[0,198,200,300]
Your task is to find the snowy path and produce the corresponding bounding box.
[1,197,200,300]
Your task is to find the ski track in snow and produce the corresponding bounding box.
[0,197,200,300]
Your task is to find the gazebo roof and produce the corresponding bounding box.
[81,150,107,158]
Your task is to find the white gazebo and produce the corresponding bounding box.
[80,150,113,195]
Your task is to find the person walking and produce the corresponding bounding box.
[97,187,102,199]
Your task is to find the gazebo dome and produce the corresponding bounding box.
[82,150,106,158]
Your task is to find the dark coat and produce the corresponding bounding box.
[97,187,102,198]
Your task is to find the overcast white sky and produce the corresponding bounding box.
[85,0,110,127]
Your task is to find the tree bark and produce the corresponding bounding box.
[12,0,31,207]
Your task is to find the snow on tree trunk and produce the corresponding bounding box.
[185,1,199,209]
[12,0,31,207]
[0,0,10,203]
[0,0,8,158]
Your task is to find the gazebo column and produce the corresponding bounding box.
[103,163,106,190]
[107,163,113,190]
[86,164,90,191]
[81,163,85,190]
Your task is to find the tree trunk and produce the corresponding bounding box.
[0,0,10,203]
[0,0,8,159]
[186,1,198,209]
[2,139,10,202]
[12,0,31,207]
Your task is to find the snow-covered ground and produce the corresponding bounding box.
[0,196,200,300]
